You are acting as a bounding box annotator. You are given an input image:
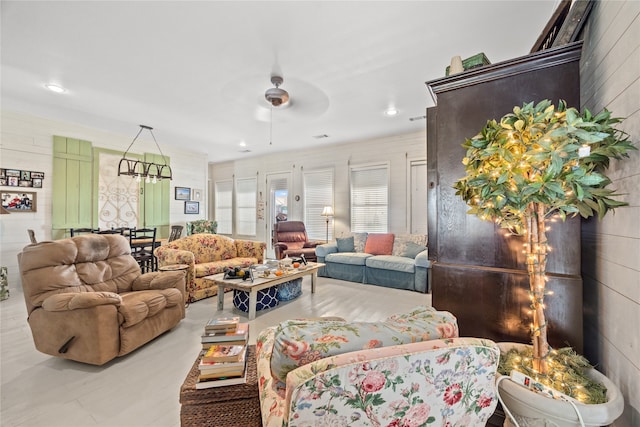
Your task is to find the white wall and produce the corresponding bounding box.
[0,110,208,289]
[580,1,640,425]
[209,130,427,246]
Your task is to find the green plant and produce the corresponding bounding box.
[454,100,635,374]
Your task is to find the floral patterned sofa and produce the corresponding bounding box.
[155,233,265,302]
[256,306,500,426]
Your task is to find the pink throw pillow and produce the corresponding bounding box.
[364,233,395,255]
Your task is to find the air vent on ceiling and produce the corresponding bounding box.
[409,115,426,122]
[312,134,329,139]
[239,149,252,153]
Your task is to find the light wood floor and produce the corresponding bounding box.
[0,277,431,427]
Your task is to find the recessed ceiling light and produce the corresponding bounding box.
[45,84,66,93]
[239,141,247,147]
[385,108,399,117]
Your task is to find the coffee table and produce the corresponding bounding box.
[203,263,325,320]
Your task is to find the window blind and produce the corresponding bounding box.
[303,169,334,241]
[214,180,233,234]
[236,177,257,236]
[350,164,388,233]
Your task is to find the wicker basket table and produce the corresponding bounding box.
[180,345,261,427]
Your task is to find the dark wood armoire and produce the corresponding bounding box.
[425,42,583,352]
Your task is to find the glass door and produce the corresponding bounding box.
[265,172,291,259]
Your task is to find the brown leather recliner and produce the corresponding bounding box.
[272,221,321,262]
[18,234,186,365]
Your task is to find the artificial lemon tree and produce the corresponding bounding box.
[454,100,635,374]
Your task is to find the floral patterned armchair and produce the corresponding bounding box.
[256,307,500,426]
[186,219,217,235]
[155,233,265,302]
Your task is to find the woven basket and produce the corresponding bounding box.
[180,345,262,426]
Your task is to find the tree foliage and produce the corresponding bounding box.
[454,100,636,234]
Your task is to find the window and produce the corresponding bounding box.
[235,177,257,236]
[350,163,389,233]
[303,169,334,241]
[214,180,233,234]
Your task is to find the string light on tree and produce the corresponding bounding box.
[455,99,635,387]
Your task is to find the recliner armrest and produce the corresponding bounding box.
[41,292,122,311]
[303,241,322,248]
[133,271,186,293]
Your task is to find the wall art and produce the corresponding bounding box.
[184,201,199,214]
[1,191,37,212]
[0,169,45,188]
[191,188,203,201]
[175,186,191,200]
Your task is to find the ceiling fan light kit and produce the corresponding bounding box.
[264,75,289,107]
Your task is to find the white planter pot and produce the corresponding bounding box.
[497,343,624,427]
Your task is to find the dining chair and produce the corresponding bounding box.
[128,227,157,273]
[95,228,124,235]
[168,225,183,242]
[70,228,98,237]
[27,229,38,244]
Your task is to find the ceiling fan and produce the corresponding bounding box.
[264,75,290,107]
[219,73,329,124]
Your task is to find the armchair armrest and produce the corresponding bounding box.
[235,240,267,262]
[42,292,122,312]
[284,338,500,425]
[303,241,322,248]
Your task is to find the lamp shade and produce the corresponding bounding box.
[321,206,334,217]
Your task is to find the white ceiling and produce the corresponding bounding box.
[1,1,559,163]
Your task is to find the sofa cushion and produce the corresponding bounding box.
[399,241,427,259]
[269,306,458,383]
[194,258,257,277]
[366,255,415,273]
[335,236,355,252]
[325,252,371,266]
[350,232,368,253]
[392,234,428,256]
[364,233,395,255]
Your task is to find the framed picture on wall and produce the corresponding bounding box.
[1,190,37,212]
[175,187,191,200]
[191,188,203,201]
[184,201,199,214]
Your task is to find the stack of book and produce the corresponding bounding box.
[196,316,250,389]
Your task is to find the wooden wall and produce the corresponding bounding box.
[579,1,640,425]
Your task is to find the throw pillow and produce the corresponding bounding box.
[392,234,427,256]
[336,236,355,252]
[400,241,427,259]
[364,233,395,255]
[352,232,368,253]
[269,306,458,384]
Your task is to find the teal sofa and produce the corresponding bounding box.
[315,233,431,293]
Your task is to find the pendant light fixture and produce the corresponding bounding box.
[117,125,173,182]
